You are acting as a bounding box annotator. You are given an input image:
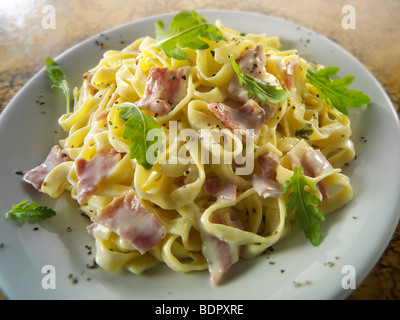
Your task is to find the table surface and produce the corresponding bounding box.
[1,0,399,300]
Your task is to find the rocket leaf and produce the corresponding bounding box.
[5,200,56,224]
[231,55,293,105]
[109,103,163,170]
[306,67,370,115]
[282,167,325,246]
[155,10,224,60]
[45,57,72,114]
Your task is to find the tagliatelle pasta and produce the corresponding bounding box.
[23,16,356,285]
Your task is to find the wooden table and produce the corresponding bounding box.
[1,0,399,300]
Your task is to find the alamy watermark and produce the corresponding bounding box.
[41,5,56,30]
[341,5,356,29]
[41,265,56,289]
[145,121,255,175]
[341,264,356,289]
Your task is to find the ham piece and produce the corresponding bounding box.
[228,45,276,122]
[228,45,268,104]
[302,149,333,177]
[203,177,237,203]
[283,57,299,92]
[94,92,120,121]
[75,149,121,205]
[202,213,244,286]
[90,191,166,254]
[209,46,286,131]
[288,148,332,178]
[252,152,282,198]
[207,100,265,134]
[23,145,70,190]
[257,151,279,176]
[83,71,99,96]
[135,66,191,116]
[302,149,332,200]
[252,174,282,199]
[288,148,332,199]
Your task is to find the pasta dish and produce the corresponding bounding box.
[22,11,365,286]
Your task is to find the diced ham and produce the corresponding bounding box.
[288,148,332,177]
[86,223,97,236]
[94,92,120,121]
[302,149,333,177]
[253,152,282,198]
[90,191,166,254]
[257,152,279,177]
[207,100,265,134]
[302,149,332,200]
[83,71,93,82]
[261,104,277,123]
[228,45,267,104]
[288,148,332,199]
[202,213,244,286]
[83,71,99,95]
[283,57,299,92]
[316,181,328,200]
[75,149,121,204]
[228,45,277,122]
[203,177,237,202]
[135,66,191,116]
[252,174,282,198]
[287,151,302,169]
[23,145,70,190]
[204,236,237,286]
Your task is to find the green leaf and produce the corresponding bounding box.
[4,200,56,225]
[295,123,313,140]
[306,67,370,115]
[282,167,325,246]
[155,10,224,60]
[45,57,72,114]
[110,102,164,169]
[230,55,293,105]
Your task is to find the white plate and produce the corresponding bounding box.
[1,10,399,300]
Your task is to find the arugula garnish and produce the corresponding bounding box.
[306,67,370,115]
[4,200,56,225]
[230,55,293,105]
[155,10,224,60]
[110,102,164,170]
[45,57,72,114]
[282,167,325,246]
